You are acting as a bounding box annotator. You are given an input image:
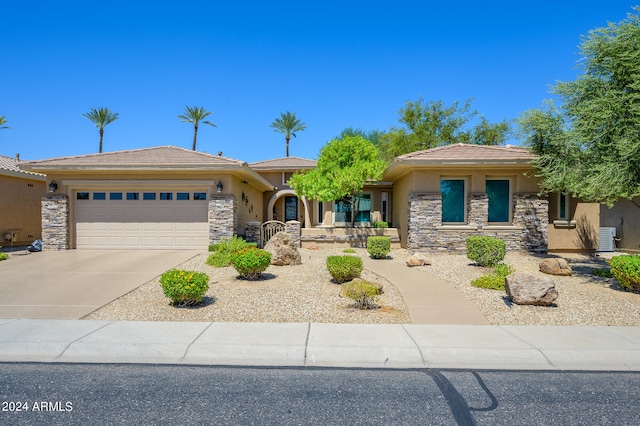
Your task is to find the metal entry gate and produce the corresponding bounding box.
[260,220,286,247]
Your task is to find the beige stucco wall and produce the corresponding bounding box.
[230,175,264,235]
[0,174,46,245]
[547,196,600,252]
[600,198,640,252]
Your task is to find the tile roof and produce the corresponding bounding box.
[249,156,317,170]
[394,143,536,162]
[20,146,247,169]
[0,155,46,179]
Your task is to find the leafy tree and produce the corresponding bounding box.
[288,135,385,227]
[270,111,307,157]
[518,7,640,205]
[83,107,119,153]
[178,106,216,151]
[378,97,511,162]
[337,127,383,146]
[0,116,9,130]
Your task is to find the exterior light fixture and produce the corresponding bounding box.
[216,180,223,192]
[48,180,58,193]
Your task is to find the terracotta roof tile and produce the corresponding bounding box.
[249,156,317,170]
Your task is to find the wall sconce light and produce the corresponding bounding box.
[48,180,58,193]
[241,191,245,201]
[216,180,223,193]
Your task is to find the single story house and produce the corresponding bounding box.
[0,154,46,246]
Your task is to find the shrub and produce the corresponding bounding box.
[373,221,388,229]
[0,253,7,261]
[343,248,356,253]
[609,255,640,291]
[207,236,255,267]
[326,255,363,283]
[160,269,210,306]
[230,246,272,280]
[367,236,391,259]
[592,268,613,278]
[341,280,382,309]
[466,236,506,267]
[471,263,514,290]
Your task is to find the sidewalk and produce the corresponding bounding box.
[1,319,639,371]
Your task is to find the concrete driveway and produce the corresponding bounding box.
[0,250,202,319]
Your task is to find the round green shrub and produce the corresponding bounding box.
[609,255,640,291]
[367,236,391,259]
[326,255,363,283]
[466,236,506,267]
[471,263,514,290]
[0,252,8,261]
[343,248,356,253]
[160,269,210,306]
[341,280,382,309]
[206,236,256,267]
[230,247,272,280]
[373,221,389,229]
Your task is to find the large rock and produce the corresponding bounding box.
[505,272,558,306]
[406,252,432,267]
[539,258,572,276]
[263,231,302,266]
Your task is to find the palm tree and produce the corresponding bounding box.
[83,107,119,153]
[270,111,307,157]
[178,106,216,151]
[0,116,9,130]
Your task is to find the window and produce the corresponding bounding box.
[76,192,89,200]
[126,192,139,200]
[441,179,466,223]
[93,192,106,200]
[193,192,207,200]
[558,192,570,220]
[177,192,190,200]
[160,192,173,200]
[486,179,511,223]
[143,192,156,200]
[110,192,123,200]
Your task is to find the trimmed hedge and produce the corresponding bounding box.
[373,221,388,229]
[207,236,256,267]
[160,269,210,306]
[341,280,383,309]
[367,236,391,259]
[230,247,271,280]
[326,255,363,283]
[466,236,506,267]
[609,255,640,291]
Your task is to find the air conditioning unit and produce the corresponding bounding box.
[598,227,616,252]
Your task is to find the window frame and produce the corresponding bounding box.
[486,177,513,225]
[558,192,570,221]
[440,177,468,225]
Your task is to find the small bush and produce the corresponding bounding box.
[343,248,356,253]
[367,236,391,259]
[592,268,613,278]
[609,255,640,291]
[326,255,363,283]
[341,280,382,309]
[373,221,388,229]
[0,253,8,261]
[160,269,210,306]
[206,236,255,267]
[230,246,272,280]
[466,236,506,267]
[471,263,514,290]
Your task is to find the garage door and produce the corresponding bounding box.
[75,190,209,249]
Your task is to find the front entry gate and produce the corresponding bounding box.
[260,220,286,247]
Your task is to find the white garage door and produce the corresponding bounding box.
[75,190,209,249]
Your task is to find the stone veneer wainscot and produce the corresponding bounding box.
[41,195,69,250]
[208,194,237,245]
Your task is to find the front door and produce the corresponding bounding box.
[284,196,298,222]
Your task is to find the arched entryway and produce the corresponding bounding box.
[266,189,311,228]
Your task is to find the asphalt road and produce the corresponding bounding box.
[1,363,638,425]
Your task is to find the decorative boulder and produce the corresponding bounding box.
[539,258,572,276]
[505,272,558,306]
[264,231,302,266]
[406,253,432,267]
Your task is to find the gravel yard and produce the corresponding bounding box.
[83,248,640,326]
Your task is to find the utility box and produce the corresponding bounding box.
[598,227,617,252]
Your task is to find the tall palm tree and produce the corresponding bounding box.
[0,116,9,130]
[270,111,307,157]
[83,107,119,153]
[178,106,216,151]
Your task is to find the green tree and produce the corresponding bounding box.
[270,111,307,157]
[83,107,119,153]
[336,127,383,146]
[178,106,216,151]
[288,135,385,227]
[0,116,9,130]
[378,97,511,162]
[518,7,640,205]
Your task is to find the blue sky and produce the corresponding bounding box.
[1,1,636,163]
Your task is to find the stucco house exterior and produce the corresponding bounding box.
[0,154,46,246]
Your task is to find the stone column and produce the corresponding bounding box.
[285,220,301,247]
[41,195,69,251]
[245,220,261,245]
[513,194,549,253]
[407,193,441,251]
[209,194,237,245]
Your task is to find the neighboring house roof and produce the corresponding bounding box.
[0,155,46,181]
[249,156,317,171]
[384,143,537,180]
[19,146,275,191]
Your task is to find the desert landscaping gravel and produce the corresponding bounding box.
[83,248,640,326]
